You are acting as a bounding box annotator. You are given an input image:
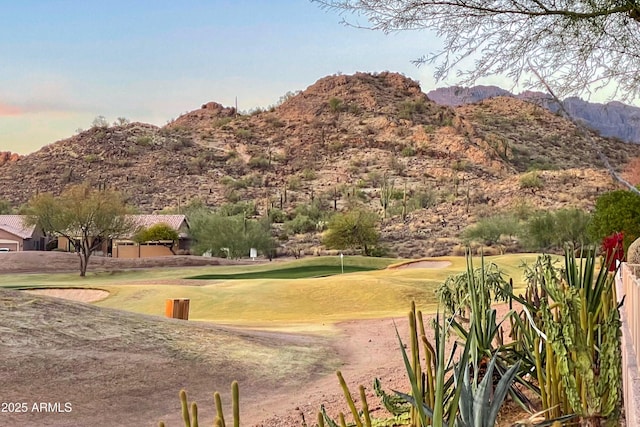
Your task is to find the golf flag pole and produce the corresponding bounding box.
[340,252,344,274]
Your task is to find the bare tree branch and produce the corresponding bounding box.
[313,0,640,101]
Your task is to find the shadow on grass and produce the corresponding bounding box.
[187,265,377,280]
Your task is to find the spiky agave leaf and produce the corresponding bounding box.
[456,354,521,427]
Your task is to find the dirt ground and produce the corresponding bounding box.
[0,250,257,274]
[0,252,525,427]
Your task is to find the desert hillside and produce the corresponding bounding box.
[1,72,638,256]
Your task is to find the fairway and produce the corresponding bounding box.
[186,264,377,279]
[4,253,547,329]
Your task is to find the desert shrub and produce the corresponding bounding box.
[287,176,302,191]
[133,223,179,243]
[401,146,416,157]
[267,208,287,223]
[293,200,329,222]
[91,115,109,129]
[285,214,317,235]
[519,170,544,190]
[328,97,343,113]
[367,171,384,187]
[388,156,406,176]
[522,208,592,251]
[398,99,426,120]
[509,197,535,220]
[191,214,275,259]
[213,117,233,128]
[187,157,207,174]
[302,168,317,181]
[217,201,257,217]
[84,154,100,163]
[451,159,469,172]
[348,103,362,115]
[135,135,153,146]
[407,189,436,210]
[223,188,241,203]
[589,189,640,252]
[423,124,437,133]
[248,155,270,170]
[235,128,252,140]
[0,199,12,214]
[463,214,520,246]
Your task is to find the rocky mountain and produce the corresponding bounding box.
[427,86,640,144]
[1,72,639,257]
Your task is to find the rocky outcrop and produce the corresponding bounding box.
[0,151,21,166]
[427,85,511,107]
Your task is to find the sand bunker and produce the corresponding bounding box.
[24,288,110,303]
[391,260,452,269]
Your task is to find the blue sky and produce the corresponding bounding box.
[0,1,551,154]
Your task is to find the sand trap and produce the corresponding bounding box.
[391,260,452,269]
[24,288,110,303]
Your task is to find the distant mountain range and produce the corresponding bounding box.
[427,86,640,144]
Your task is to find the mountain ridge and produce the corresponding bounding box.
[1,72,638,257]
[427,85,640,143]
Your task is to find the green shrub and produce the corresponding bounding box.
[519,171,544,190]
[401,146,416,157]
[268,208,287,223]
[463,214,520,246]
[285,214,317,234]
[408,189,436,210]
[521,208,592,251]
[287,176,302,191]
[135,135,153,146]
[217,201,256,217]
[235,128,252,140]
[248,155,270,170]
[589,189,640,252]
[328,97,343,113]
[302,168,317,181]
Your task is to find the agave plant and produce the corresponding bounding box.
[441,253,533,410]
[455,355,521,427]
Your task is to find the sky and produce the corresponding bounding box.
[0,1,616,155]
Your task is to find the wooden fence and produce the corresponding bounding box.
[617,263,640,426]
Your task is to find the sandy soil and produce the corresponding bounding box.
[390,260,453,269]
[24,288,110,303]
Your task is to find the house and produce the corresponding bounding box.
[0,215,47,251]
[111,214,191,258]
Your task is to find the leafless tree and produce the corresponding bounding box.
[314,1,640,101]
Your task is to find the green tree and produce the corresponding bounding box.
[315,1,640,101]
[589,190,640,251]
[522,208,592,251]
[323,209,380,256]
[462,214,520,247]
[25,184,136,276]
[522,211,558,251]
[190,214,275,259]
[553,208,593,248]
[133,223,180,254]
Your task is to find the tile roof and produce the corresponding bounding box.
[126,215,189,238]
[0,215,37,239]
[128,214,188,230]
